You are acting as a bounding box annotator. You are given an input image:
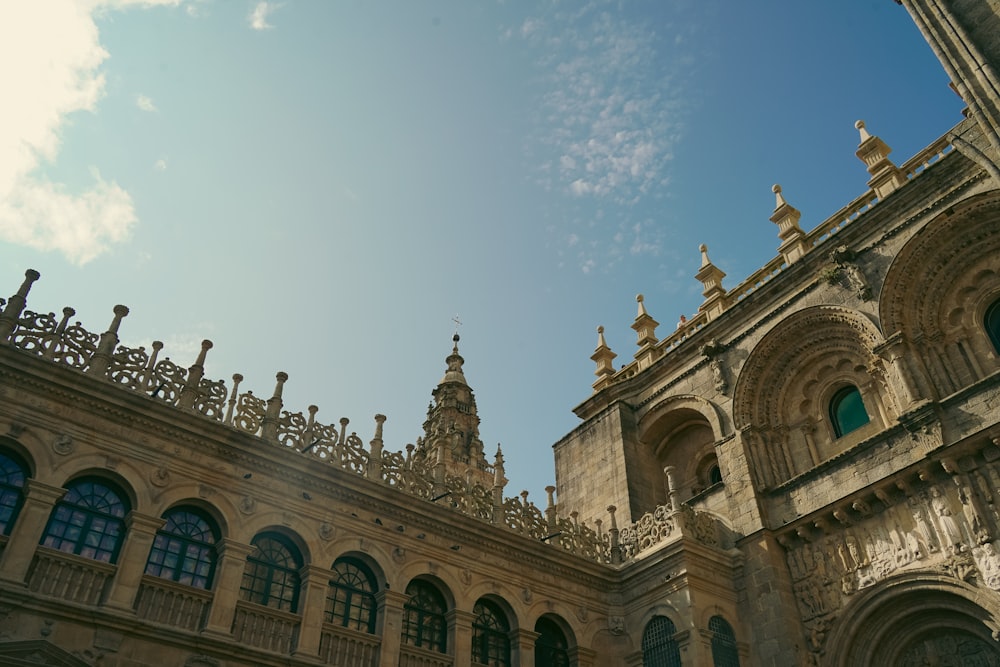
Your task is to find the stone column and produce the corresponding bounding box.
[201,538,254,638]
[448,608,475,667]
[511,627,539,667]
[103,512,166,612]
[293,564,332,658]
[376,589,409,667]
[663,466,679,511]
[0,480,65,583]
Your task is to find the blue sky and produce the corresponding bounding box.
[0,1,964,503]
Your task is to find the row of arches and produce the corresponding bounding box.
[641,615,740,667]
[633,192,1000,501]
[0,446,577,666]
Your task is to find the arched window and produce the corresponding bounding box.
[709,616,740,667]
[402,579,447,653]
[239,533,302,612]
[144,507,219,589]
[710,465,723,485]
[642,615,682,667]
[472,599,510,667]
[986,298,1000,354]
[534,617,569,667]
[0,451,28,535]
[326,557,377,633]
[41,477,129,563]
[829,385,870,438]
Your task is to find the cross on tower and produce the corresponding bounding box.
[452,314,462,336]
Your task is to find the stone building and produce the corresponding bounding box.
[1,2,999,666]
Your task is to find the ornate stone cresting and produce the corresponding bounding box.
[0,272,617,562]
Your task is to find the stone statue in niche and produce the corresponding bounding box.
[958,479,991,545]
[931,486,965,555]
[909,493,938,554]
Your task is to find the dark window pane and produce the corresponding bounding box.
[709,616,741,667]
[144,508,219,590]
[239,533,302,612]
[830,385,870,438]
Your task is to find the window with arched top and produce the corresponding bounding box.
[986,298,1000,354]
[472,599,510,667]
[642,615,682,667]
[709,616,740,667]
[326,557,377,633]
[239,533,303,612]
[144,507,219,589]
[0,451,28,536]
[402,579,447,653]
[829,385,870,438]
[41,477,129,563]
[534,617,569,667]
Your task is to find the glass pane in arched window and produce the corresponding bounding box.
[986,299,1000,354]
[145,508,219,589]
[41,478,129,563]
[472,599,510,667]
[642,615,682,667]
[239,533,302,612]
[326,557,377,633]
[402,580,447,653]
[709,616,741,667]
[0,451,27,535]
[830,385,869,438]
[534,617,569,667]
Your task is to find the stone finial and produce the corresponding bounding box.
[769,184,808,264]
[696,244,727,321]
[631,294,659,362]
[855,120,906,199]
[855,119,872,143]
[591,326,618,391]
[0,269,41,343]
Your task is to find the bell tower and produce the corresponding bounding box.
[417,334,494,488]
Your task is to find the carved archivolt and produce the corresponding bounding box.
[879,193,1000,397]
[732,307,891,487]
[881,192,1000,337]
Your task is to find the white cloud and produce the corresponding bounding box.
[510,1,699,273]
[136,93,157,112]
[154,158,168,171]
[0,0,185,265]
[249,1,280,30]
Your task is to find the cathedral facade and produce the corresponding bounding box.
[1,2,1000,666]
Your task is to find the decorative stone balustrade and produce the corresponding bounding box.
[231,600,300,654]
[319,624,381,666]
[398,644,454,667]
[26,547,115,606]
[135,575,212,631]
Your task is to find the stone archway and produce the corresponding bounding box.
[824,573,1000,666]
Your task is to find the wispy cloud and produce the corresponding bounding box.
[154,158,168,171]
[136,93,157,112]
[248,1,281,30]
[0,1,191,265]
[508,1,699,273]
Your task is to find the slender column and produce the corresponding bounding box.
[104,512,166,612]
[511,627,539,667]
[202,539,255,638]
[448,608,475,667]
[0,480,65,583]
[663,466,680,511]
[376,589,409,667]
[294,564,332,658]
